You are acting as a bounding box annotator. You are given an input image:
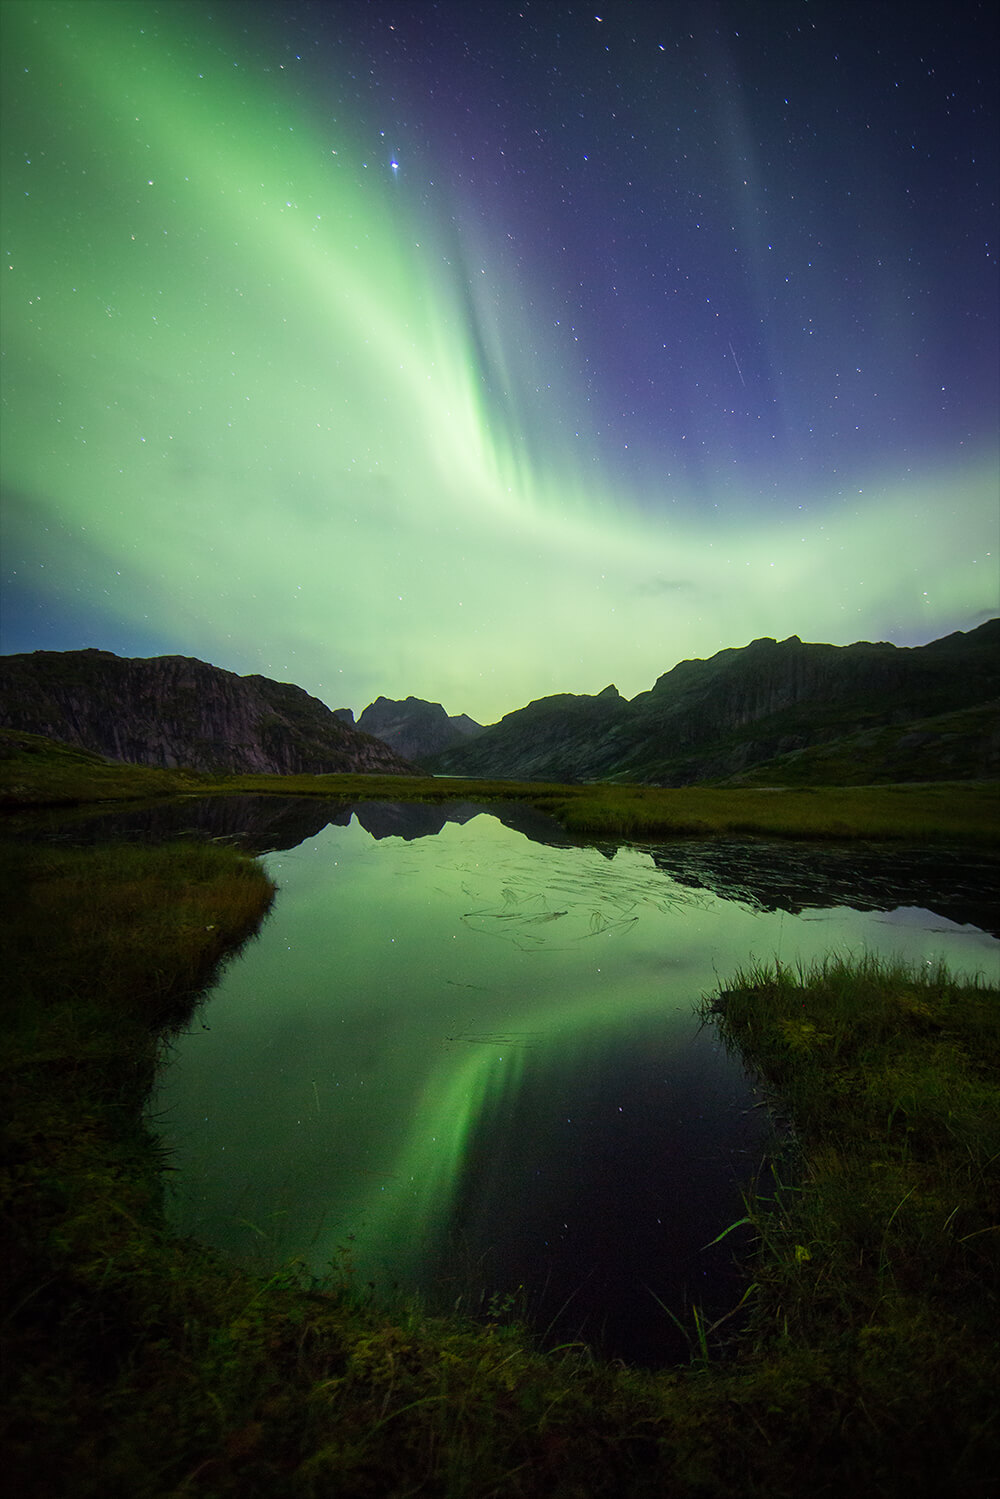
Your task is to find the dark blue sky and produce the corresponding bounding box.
[269,0,998,501]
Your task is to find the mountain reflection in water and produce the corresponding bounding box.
[39,792,1000,935]
[39,796,998,1365]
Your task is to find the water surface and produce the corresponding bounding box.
[149,802,999,1364]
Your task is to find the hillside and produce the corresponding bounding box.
[0,650,417,777]
[427,621,1000,784]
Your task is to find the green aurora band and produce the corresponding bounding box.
[2,0,996,721]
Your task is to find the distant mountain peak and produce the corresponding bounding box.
[355,695,484,763]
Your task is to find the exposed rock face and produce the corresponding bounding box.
[356,695,483,763]
[0,649,418,776]
[428,621,1000,784]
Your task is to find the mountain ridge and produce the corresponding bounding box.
[426,621,1000,784]
[1,621,996,786]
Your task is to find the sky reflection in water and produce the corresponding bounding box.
[152,808,998,1364]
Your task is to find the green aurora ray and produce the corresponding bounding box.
[2,0,996,721]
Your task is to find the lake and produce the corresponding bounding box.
[145,798,999,1366]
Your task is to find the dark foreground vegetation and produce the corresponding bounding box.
[2,727,998,844]
[2,830,998,1496]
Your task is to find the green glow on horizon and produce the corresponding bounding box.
[2,0,995,721]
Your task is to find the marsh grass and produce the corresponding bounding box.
[538,779,1000,843]
[1,839,279,1494]
[4,839,274,1010]
[0,728,213,806]
[698,954,1000,1486]
[3,833,999,1496]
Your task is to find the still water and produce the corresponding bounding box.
[149,801,999,1366]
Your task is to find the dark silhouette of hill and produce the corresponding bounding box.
[0,649,417,777]
[2,623,996,787]
[426,621,1000,784]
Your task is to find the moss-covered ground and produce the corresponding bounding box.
[2,828,998,1495]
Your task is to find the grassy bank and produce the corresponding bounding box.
[528,778,1000,843]
[3,833,998,1494]
[2,728,998,843]
[698,955,1000,1491]
[0,729,215,805]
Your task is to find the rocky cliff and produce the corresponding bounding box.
[428,621,1000,784]
[0,650,418,776]
[356,696,483,762]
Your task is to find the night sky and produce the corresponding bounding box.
[2,0,997,723]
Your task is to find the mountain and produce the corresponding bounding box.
[2,624,995,788]
[355,696,484,762]
[0,650,417,776]
[427,622,1000,785]
[423,683,631,782]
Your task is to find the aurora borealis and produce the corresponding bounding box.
[2,0,997,723]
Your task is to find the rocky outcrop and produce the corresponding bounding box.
[428,621,1000,784]
[0,649,418,776]
[356,696,483,763]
